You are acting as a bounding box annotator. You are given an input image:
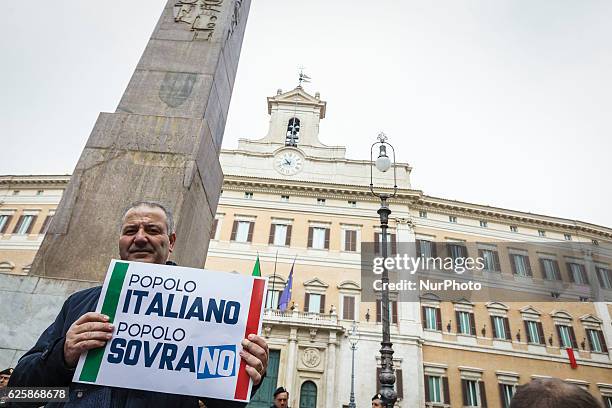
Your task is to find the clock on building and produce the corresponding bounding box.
[274,150,304,176]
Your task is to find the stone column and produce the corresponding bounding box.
[325,331,337,408]
[286,327,298,396]
[395,218,421,335]
[31,0,251,281]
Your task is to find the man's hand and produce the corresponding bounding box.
[240,334,269,386]
[63,312,114,368]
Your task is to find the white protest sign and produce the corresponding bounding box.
[73,260,268,402]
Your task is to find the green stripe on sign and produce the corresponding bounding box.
[79,261,129,382]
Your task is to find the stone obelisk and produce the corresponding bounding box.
[31,0,250,281]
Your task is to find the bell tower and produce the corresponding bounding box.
[261,86,327,148]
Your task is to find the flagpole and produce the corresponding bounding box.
[270,250,278,308]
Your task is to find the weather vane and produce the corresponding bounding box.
[298,66,311,87]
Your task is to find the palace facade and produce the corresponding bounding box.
[1,87,611,408]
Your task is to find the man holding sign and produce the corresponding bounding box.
[9,202,269,407]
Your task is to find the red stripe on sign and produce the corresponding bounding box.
[235,279,265,400]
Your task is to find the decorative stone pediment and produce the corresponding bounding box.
[579,314,603,324]
[519,305,541,316]
[337,280,361,291]
[267,87,326,118]
[551,310,572,320]
[304,277,329,289]
[486,302,509,311]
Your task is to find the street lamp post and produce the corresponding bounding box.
[348,320,359,408]
[370,132,398,408]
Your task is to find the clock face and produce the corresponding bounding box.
[274,151,304,176]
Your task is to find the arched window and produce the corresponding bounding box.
[286,117,300,146]
[299,381,317,408]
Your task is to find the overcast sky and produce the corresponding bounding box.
[0,0,610,227]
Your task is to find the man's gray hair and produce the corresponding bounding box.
[121,201,175,235]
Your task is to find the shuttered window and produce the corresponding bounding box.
[540,259,561,280]
[342,296,355,320]
[524,321,545,345]
[376,300,398,324]
[422,306,441,331]
[344,230,357,252]
[456,311,476,335]
[0,215,12,233]
[269,224,291,246]
[510,254,532,277]
[231,220,254,243]
[13,215,37,235]
[304,293,326,314]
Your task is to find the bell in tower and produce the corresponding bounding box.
[285,117,301,146]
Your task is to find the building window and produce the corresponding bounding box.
[244,192,253,199]
[265,289,281,309]
[269,223,292,246]
[422,306,441,331]
[540,258,561,280]
[480,249,501,272]
[461,379,485,407]
[557,324,577,349]
[374,232,397,255]
[376,299,398,324]
[308,226,329,250]
[586,329,608,353]
[317,198,326,206]
[479,220,488,228]
[564,233,572,241]
[416,239,436,259]
[419,210,427,218]
[281,195,289,202]
[510,225,518,233]
[538,230,546,237]
[597,267,612,289]
[0,215,12,234]
[344,230,357,252]
[510,254,532,277]
[604,396,612,408]
[342,296,355,320]
[425,375,445,403]
[456,311,476,335]
[348,200,357,207]
[448,243,467,263]
[230,220,254,243]
[305,293,325,314]
[524,320,545,345]
[567,262,588,285]
[40,215,54,235]
[449,215,457,223]
[491,316,511,340]
[500,384,515,408]
[13,215,37,235]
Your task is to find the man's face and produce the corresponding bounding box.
[273,392,288,408]
[372,399,384,408]
[0,374,10,388]
[119,206,176,265]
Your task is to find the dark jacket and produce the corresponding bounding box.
[9,286,260,407]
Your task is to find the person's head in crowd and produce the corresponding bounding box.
[0,368,13,388]
[510,378,604,408]
[119,201,176,265]
[372,393,384,408]
[272,387,289,408]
